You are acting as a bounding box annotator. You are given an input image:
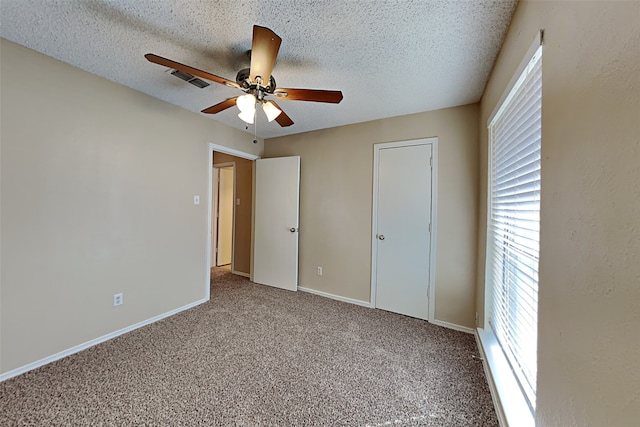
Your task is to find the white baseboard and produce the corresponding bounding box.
[0,297,208,382]
[430,319,474,334]
[298,286,371,308]
[296,289,473,335]
[231,270,250,278]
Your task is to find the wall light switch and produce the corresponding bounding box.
[113,293,123,307]
[236,198,240,205]
[193,195,200,205]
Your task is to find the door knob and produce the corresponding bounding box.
[377,234,385,240]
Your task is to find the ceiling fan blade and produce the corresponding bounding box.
[273,88,343,103]
[145,54,239,88]
[249,25,282,84]
[270,101,294,127]
[201,97,239,114]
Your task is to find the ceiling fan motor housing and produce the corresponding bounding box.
[236,68,276,93]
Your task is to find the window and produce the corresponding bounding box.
[486,45,542,411]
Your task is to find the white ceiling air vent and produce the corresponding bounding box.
[168,69,210,88]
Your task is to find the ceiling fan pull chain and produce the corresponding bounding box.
[253,108,258,144]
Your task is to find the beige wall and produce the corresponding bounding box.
[0,39,263,374]
[213,152,253,275]
[265,104,479,328]
[476,1,640,425]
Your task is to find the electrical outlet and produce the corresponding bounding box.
[475,312,479,326]
[113,293,123,307]
[317,266,323,276]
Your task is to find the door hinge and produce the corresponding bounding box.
[430,156,433,168]
[428,223,431,232]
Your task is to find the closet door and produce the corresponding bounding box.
[373,141,433,320]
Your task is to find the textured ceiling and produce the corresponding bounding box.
[0,0,518,139]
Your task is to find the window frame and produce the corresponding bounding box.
[478,31,543,427]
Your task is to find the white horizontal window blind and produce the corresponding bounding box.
[487,45,542,411]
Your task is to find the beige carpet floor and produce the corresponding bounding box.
[0,268,498,426]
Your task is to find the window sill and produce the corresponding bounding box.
[476,328,535,427]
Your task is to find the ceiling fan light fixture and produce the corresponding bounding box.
[238,109,255,124]
[236,93,256,113]
[262,101,282,122]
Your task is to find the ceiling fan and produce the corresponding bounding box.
[145,25,343,127]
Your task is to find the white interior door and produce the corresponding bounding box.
[216,166,234,266]
[373,142,433,320]
[253,156,300,291]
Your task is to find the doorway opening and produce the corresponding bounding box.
[207,144,260,299]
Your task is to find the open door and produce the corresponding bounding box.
[211,163,235,268]
[216,166,234,266]
[253,156,300,291]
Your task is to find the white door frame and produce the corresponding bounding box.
[207,144,260,299]
[212,162,236,268]
[370,137,438,323]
